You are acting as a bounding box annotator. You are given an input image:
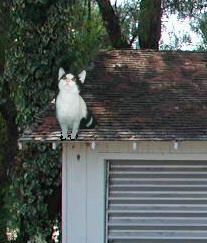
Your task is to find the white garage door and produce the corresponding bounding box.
[106,160,207,243]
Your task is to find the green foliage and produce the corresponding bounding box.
[0,0,10,69]
[163,0,207,18]
[0,80,10,242]
[117,0,140,47]
[5,143,62,242]
[0,1,12,242]
[1,1,105,241]
[6,0,73,129]
[0,188,8,242]
[5,0,104,130]
[197,12,207,49]
[61,0,104,72]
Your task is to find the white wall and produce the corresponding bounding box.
[62,142,105,243]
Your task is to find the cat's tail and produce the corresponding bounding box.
[80,109,98,129]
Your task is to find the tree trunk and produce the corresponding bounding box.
[0,80,18,171]
[0,1,18,240]
[139,0,162,50]
[96,0,130,48]
[0,0,18,172]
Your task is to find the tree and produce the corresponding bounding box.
[138,0,206,50]
[96,0,131,48]
[163,0,207,18]
[116,0,140,48]
[2,0,105,241]
[138,0,162,49]
[0,1,18,240]
[191,11,207,50]
[161,0,207,51]
[96,0,207,50]
[0,0,18,172]
[199,13,207,48]
[96,0,162,49]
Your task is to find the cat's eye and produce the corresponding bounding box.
[72,77,76,82]
[62,76,67,80]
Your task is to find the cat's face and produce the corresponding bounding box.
[58,67,86,93]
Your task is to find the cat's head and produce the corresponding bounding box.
[58,67,86,93]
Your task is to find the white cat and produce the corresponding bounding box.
[56,67,97,140]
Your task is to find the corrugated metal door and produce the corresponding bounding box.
[106,160,207,243]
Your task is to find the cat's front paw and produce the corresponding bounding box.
[60,135,67,141]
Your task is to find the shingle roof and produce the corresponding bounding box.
[19,50,207,141]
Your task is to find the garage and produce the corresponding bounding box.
[19,50,207,243]
[106,160,207,243]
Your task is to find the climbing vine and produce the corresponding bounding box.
[6,143,62,242]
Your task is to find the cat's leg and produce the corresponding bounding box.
[70,121,79,140]
[60,123,68,140]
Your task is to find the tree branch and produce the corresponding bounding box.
[96,0,130,48]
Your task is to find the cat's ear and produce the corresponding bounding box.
[58,67,65,80]
[78,70,86,83]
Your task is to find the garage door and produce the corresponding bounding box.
[106,160,207,243]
